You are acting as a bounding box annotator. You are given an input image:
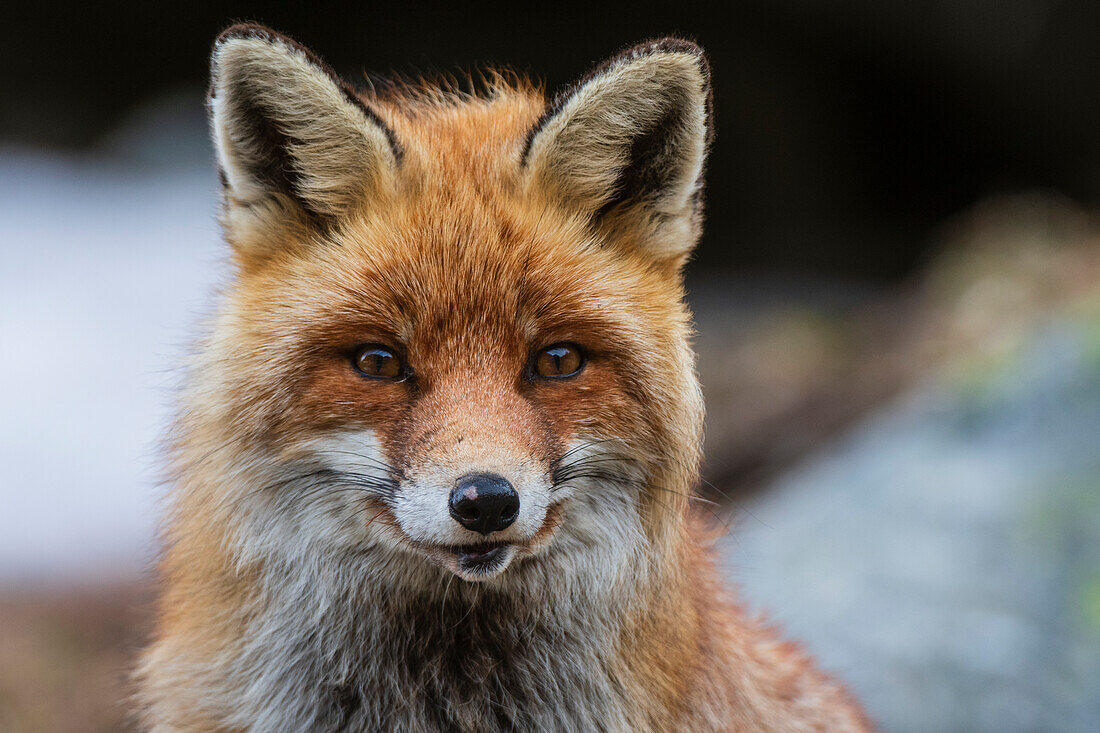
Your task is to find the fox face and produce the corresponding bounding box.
[143,30,873,732]
[193,26,711,587]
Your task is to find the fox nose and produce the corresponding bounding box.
[449,473,520,535]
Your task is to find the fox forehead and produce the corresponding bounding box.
[370,85,545,179]
[235,189,684,358]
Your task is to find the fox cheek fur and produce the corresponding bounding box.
[135,24,873,731]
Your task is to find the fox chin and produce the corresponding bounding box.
[134,24,873,732]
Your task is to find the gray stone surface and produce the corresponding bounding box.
[727,316,1100,732]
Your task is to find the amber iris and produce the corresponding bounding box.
[533,343,585,378]
[353,345,403,379]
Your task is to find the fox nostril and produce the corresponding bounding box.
[449,473,520,535]
[453,501,480,524]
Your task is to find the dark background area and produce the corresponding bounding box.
[6,0,1100,279]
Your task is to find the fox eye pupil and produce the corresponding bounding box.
[353,345,403,379]
[533,343,584,378]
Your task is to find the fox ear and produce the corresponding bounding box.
[522,40,712,265]
[209,24,400,248]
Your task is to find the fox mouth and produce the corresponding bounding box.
[448,541,510,572]
[419,540,517,580]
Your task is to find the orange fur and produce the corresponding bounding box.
[135,25,873,731]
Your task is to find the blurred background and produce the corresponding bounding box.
[2,2,1099,730]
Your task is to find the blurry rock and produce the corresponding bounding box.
[726,277,1100,731]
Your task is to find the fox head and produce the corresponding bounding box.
[180,25,711,589]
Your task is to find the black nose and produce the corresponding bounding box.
[449,473,520,535]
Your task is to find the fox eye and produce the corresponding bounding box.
[532,343,585,379]
[352,344,404,380]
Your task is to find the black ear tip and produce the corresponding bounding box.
[623,36,712,131]
[637,37,707,57]
[209,24,290,97]
[210,23,339,90]
[615,37,711,90]
[624,37,708,67]
[214,22,288,49]
[212,23,324,68]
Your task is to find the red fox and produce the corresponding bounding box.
[135,24,872,731]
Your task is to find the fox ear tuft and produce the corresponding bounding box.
[522,39,713,265]
[209,24,400,248]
